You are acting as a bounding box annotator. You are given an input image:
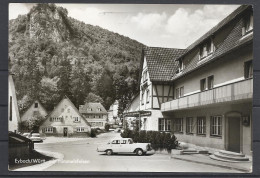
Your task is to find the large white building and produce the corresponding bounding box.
[125,5,253,155]
[8,74,20,133]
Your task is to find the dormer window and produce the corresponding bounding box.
[179,60,184,71]
[243,12,253,35]
[97,108,101,111]
[199,39,214,60]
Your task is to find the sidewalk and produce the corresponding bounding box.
[171,153,252,173]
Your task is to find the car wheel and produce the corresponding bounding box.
[136,149,143,156]
[106,150,113,156]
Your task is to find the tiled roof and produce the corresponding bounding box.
[79,102,108,114]
[175,5,251,61]
[143,47,186,82]
[171,5,253,81]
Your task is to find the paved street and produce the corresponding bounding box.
[34,132,241,172]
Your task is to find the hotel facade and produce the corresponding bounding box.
[125,5,253,155]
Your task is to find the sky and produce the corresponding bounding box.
[9,3,240,48]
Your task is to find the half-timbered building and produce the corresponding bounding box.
[160,5,253,155]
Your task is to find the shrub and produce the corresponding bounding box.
[104,123,110,132]
[120,129,179,151]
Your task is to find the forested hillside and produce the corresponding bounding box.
[9,3,144,115]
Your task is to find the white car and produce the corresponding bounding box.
[97,138,153,156]
[30,133,44,142]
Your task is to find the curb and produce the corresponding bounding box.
[13,149,64,171]
[171,156,251,173]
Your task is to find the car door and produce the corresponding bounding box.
[111,140,120,153]
[119,139,130,153]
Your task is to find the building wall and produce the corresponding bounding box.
[164,101,252,155]
[8,75,20,132]
[21,101,48,122]
[141,110,163,131]
[83,113,107,129]
[140,57,152,110]
[173,46,253,97]
[40,98,91,136]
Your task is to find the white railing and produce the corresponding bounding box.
[161,79,253,112]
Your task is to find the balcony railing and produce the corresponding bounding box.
[161,78,253,112]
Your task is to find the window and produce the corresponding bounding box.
[146,89,150,103]
[211,116,222,137]
[97,108,101,111]
[208,75,214,89]
[50,117,62,122]
[74,117,80,122]
[186,117,194,134]
[9,96,12,121]
[180,87,184,97]
[158,118,171,132]
[76,127,85,132]
[88,108,92,111]
[244,60,253,79]
[43,127,54,133]
[143,70,148,82]
[200,78,206,91]
[197,117,206,135]
[67,109,70,113]
[93,115,96,118]
[200,39,214,60]
[175,88,180,99]
[112,140,120,144]
[121,140,127,144]
[243,13,253,34]
[174,118,183,133]
[143,118,147,130]
[179,60,184,71]
[141,92,144,105]
[99,115,101,118]
[34,102,38,108]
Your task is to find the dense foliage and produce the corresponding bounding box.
[9,3,144,114]
[121,129,179,151]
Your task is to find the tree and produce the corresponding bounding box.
[71,64,91,107]
[84,92,104,103]
[39,76,60,111]
[58,59,72,99]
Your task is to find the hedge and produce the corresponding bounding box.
[121,129,178,151]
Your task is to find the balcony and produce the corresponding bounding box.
[161,79,253,112]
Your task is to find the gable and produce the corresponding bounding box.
[42,97,90,127]
[143,47,186,82]
[21,100,48,121]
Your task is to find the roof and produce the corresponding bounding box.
[79,102,108,114]
[171,5,253,81]
[21,99,48,118]
[141,47,186,82]
[44,96,91,126]
[175,5,251,61]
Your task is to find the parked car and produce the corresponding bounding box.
[22,132,31,138]
[114,128,122,133]
[97,138,153,156]
[30,133,44,142]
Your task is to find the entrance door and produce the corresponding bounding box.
[63,127,68,137]
[228,117,240,153]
